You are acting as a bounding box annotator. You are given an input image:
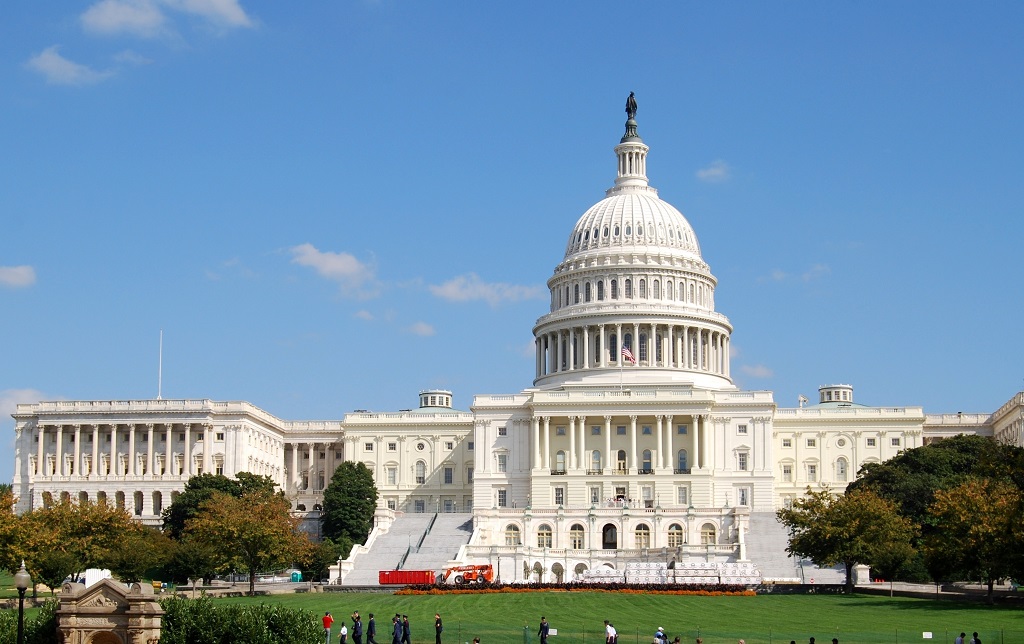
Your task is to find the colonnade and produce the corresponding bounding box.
[286,439,347,493]
[535,322,729,378]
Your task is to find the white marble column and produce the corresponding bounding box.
[578,416,587,471]
[655,415,663,470]
[73,425,82,476]
[146,424,155,477]
[568,328,575,370]
[599,324,606,367]
[54,425,63,476]
[532,417,541,470]
[582,326,590,369]
[164,423,173,476]
[665,415,674,470]
[203,425,212,474]
[91,425,99,477]
[127,424,136,476]
[568,416,577,470]
[629,415,638,471]
[110,424,118,476]
[291,443,299,491]
[604,416,613,473]
[542,417,551,470]
[693,416,701,470]
[36,425,45,476]
[183,424,192,475]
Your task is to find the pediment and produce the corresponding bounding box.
[63,578,131,612]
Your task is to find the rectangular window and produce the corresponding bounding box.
[677,425,687,435]
[178,433,184,441]
[388,442,397,451]
[642,426,652,435]
[556,427,566,436]
[590,486,601,504]
[616,426,626,436]
[215,463,224,476]
[866,438,876,447]
[386,467,397,485]
[498,426,507,436]
[554,487,565,506]
[738,487,750,506]
[215,433,225,441]
[444,466,453,485]
[468,441,474,451]
[677,486,688,505]
[386,499,397,510]
[891,437,901,447]
[196,434,203,442]
[497,489,507,508]
[807,464,818,482]
[782,464,792,482]
[738,453,748,471]
[467,467,474,483]
[806,438,816,448]
[414,500,426,513]
[497,454,507,473]
[591,426,601,435]
[782,438,792,448]
[737,424,748,435]
[445,441,454,450]
[364,442,373,452]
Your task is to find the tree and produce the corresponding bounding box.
[0,485,22,573]
[33,550,79,596]
[102,527,173,584]
[924,478,1024,601]
[321,461,378,554]
[162,472,277,538]
[184,489,312,595]
[777,487,917,593]
[161,536,221,591]
[302,537,344,583]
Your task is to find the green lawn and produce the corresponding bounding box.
[217,592,1024,644]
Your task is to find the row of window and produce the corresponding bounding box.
[779,458,871,483]
[363,440,472,452]
[780,436,901,448]
[36,431,226,443]
[573,221,693,246]
[379,462,475,486]
[504,522,718,548]
[552,277,711,310]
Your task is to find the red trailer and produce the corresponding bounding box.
[378,570,436,585]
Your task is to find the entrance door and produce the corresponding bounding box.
[602,524,618,549]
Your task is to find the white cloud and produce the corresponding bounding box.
[82,0,167,37]
[429,273,545,307]
[0,389,48,421]
[740,364,774,378]
[113,49,154,65]
[289,243,376,297]
[802,264,831,282]
[354,310,374,321]
[164,0,253,28]
[0,265,37,288]
[26,46,114,86]
[696,159,731,183]
[408,322,435,337]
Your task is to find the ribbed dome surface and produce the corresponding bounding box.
[563,191,702,260]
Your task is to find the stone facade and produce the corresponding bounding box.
[57,578,163,644]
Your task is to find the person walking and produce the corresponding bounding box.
[391,617,402,644]
[340,621,349,644]
[353,613,364,644]
[538,617,550,644]
[654,628,667,644]
[604,621,617,644]
[367,613,378,644]
[402,615,411,644]
[323,612,334,644]
[971,633,982,644]
[435,613,444,644]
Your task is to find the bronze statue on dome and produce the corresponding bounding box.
[625,92,637,120]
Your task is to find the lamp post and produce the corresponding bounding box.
[14,560,32,644]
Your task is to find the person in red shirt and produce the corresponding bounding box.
[324,612,335,644]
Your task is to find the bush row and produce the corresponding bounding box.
[0,600,58,644]
[159,596,322,644]
[396,582,755,596]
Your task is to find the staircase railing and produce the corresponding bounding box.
[417,512,438,549]
[396,545,412,570]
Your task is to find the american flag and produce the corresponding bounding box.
[621,346,636,364]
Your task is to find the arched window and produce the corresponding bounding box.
[668,523,685,548]
[574,284,580,304]
[616,450,627,472]
[700,523,717,545]
[667,281,674,300]
[597,281,605,301]
[610,334,618,361]
[639,279,647,298]
[642,449,652,472]
[653,280,660,299]
[638,333,648,361]
[564,286,569,308]
[602,524,618,549]
[570,524,585,549]
[591,450,602,471]
[655,333,663,363]
[836,457,849,482]
[595,335,601,361]
[584,283,591,302]
[611,279,618,299]
[689,283,695,303]
[624,333,633,356]
[635,524,651,549]
[555,451,566,473]
[625,279,633,298]
[505,524,522,546]
[415,461,426,484]
[537,524,553,548]
[677,449,689,473]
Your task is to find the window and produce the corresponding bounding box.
[584,283,591,302]
[641,450,652,472]
[677,486,688,505]
[611,279,618,299]
[677,449,688,472]
[554,487,564,506]
[570,524,585,549]
[444,466,454,485]
[597,281,605,300]
[216,433,225,441]
[589,486,601,504]
[642,425,652,435]
[386,467,397,485]
[891,437,901,447]
[414,500,426,513]
[616,450,627,471]
[445,441,454,450]
[616,426,626,436]
[556,427,566,436]
[591,426,601,435]
[668,523,684,548]
[498,426,507,436]
[700,523,717,545]
[574,284,580,304]
[806,438,817,448]
[468,441,474,451]
[782,438,792,448]
[538,524,553,548]
[639,279,647,298]
[497,490,508,508]
[497,454,507,473]
[836,458,848,482]
[677,425,687,435]
[634,524,651,549]
[625,279,633,298]
[387,499,397,510]
[364,442,374,452]
[866,438,876,447]
[591,450,602,471]
[807,464,818,482]
[555,451,566,473]
[737,424,748,435]
[782,464,792,482]
[196,434,203,442]
[388,442,397,451]
[467,467,474,482]
[737,487,750,506]
[504,523,520,544]
[415,461,426,484]
[737,452,748,471]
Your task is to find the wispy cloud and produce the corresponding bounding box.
[113,49,154,65]
[802,264,830,282]
[26,46,114,86]
[757,265,830,284]
[0,389,48,420]
[408,322,435,337]
[696,159,731,183]
[204,257,255,281]
[740,364,774,378]
[429,273,545,307]
[81,0,253,38]
[353,310,374,321]
[0,265,37,288]
[290,243,377,297]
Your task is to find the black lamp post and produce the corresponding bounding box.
[14,560,32,644]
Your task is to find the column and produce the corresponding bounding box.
[682,327,689,369]
[702,416,712,470]
[667,326,674,367]
[568,416,576,470]
[54,425,63,477]
[203,425,212,474]
[37,425,45,477]
[650,323,657,365]
[536,339,543,378]
[128,424,137,476]
[183,423,192,475]
[629,416,638,471]
[165,423,173,477]
[615,324,622,363]
[556,332,563,372]
[632,323,640,364]
[578,416,587,471]
[91,425,99,478]
[568,328,575,370]
[110,424,118,476]
[665,415,674,470]
[599,324,606,367]
[308,442,317,489]
[532,417,541,470]
[697,330,704,371]
[655,415,663,470]
[604,416,612,473]
[146,424,155,477]
[291,443,299,491]
[582,326,590,370]
[73,425,82,477]
[692,416,701,470]
[542,417,551,470]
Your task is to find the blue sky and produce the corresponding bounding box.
[3,2,1024,483]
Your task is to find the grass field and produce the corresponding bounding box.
[216,592,1024,644]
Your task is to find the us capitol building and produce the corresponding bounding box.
[11,98,1024,580]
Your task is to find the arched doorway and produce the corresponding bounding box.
[602,524,618,549]
[87,633,124,644]
[551,562,564,583]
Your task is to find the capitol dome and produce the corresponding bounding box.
[533,96,734,391]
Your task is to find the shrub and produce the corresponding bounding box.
[0,599,59,644]
[159,596,321,644]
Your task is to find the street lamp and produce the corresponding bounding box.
[14,560,32,644]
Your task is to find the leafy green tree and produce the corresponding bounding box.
[102,526,173,584]
[0,485,22,573]
[924,478,1024,601]
[33,550,79,596]
[777,486,917,593]
[185,489,312,595]
[321,461,378,553]
[162,472,277,538]
[161,535,221,590]
[301,537,344,583]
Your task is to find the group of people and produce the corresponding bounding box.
[323,611,445,644]
[955,633,984,644]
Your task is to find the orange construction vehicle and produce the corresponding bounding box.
[440,564,494,585]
